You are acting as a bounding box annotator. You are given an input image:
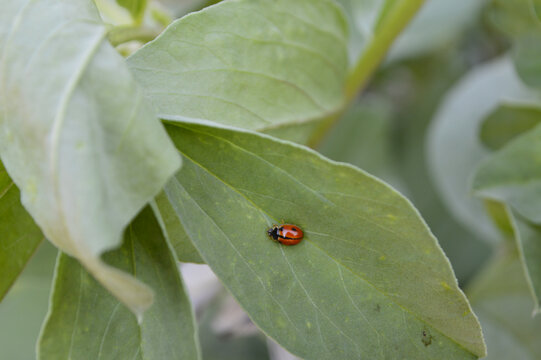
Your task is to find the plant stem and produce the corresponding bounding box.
[107,26,161,47]
[345,0,426,101]
[308,0,426,147]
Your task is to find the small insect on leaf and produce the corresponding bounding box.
[267,224,304,246]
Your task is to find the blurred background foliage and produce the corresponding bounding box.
[3,0,541,359]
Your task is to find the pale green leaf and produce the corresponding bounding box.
[508,211,541,314]
[468,251,541,359]
[488,0,541,88]
[162,120,485,359]
[473,122,541,224]
[0,161,43,300]
[38,206,200,360]
[0,0,181,316]
[513,33,541,88]
[488,0,541,37]
[427,57,540,243]
[127,0,348,141]
[152,191,204,263]
[480,104,541,150]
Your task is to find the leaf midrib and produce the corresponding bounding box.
[0,181,14,199]
[168,177,310,345]
[47,24,107,253]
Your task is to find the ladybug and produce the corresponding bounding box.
[267,224,304,246]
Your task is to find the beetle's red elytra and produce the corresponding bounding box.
[267,224,304,246]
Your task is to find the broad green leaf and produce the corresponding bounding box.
[488,0,541,37]
[388,0,484,61]
[116,0,147,22]
[513,33,541,88]
[0,241,57,360]
[488,0,541,88]
[473,122,541,224]
[508,211,541,314]
[127,0,349,143]
[427,57,540,243]
[0,0,181,316]
[467,251,541,359]
[162,120,485,359]
[38,206,200,360]
[152,191,204,263]
[480,104,541,150]
[0,161,43,300]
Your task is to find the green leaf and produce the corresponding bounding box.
[473,122,541,224]
[162,120,485,359]
[0,161,43,301]
[480,104,541,150]
[38,206,200,360]
[427,57,540,243]
[513,33,541,88]
[508,211,541,314]
[467,250,541,359]
[116,0,147,22]
[0,0,181,316]
[152,191,204,263]
[127,0,349,141]
[0,241,57,360]
[488,0,541,88]
[488,0,541,37]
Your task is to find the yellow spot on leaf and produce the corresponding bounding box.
[440,281,452,290]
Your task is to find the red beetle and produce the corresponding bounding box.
[267,224,304,246]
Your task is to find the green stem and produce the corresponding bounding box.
[344,0,426,101]
[308,0,426,147]
[94,0,131,24]
[107,25,161,47]
[150,5,173,28]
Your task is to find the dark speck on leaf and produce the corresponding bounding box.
[421,329,432,347]
[375,304,381,312]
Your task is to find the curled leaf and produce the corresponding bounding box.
[0,0,181,315]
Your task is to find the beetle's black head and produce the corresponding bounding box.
[267,226,279,240]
